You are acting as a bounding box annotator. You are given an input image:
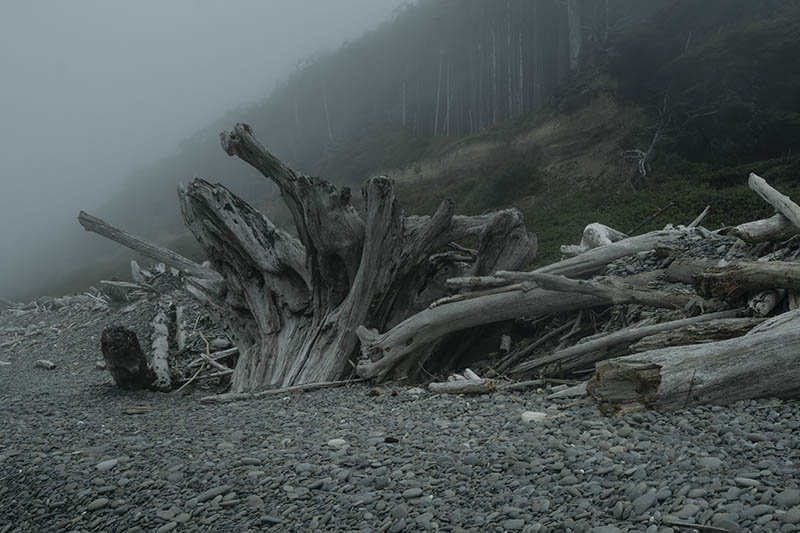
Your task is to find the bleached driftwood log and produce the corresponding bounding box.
[429,379,496,394]
[78,211,220,282]
[509,309,740,377]
[500,271,722,311]
[587,313,800,415]
[178,123,536,392]
[694,261,800,300]
[723,213,800,243]
[560,223,628,257]
[748,173,800,230]
[357,230,686,380]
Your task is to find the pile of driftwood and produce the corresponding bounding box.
[77,123,800,414]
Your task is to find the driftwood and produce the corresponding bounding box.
[177,123,536,392]
[78,211,220,282]
[695,261,800,300]
[199,378,368,404]
[560,223,628,257]
[629,317,764,352]
[723,213,800,244]
[748,173,800,230]
[587,314,800,415]
[428,379,497,394]
[509,309,740,377]
[100,297,183,391]
[357,230,686,380]
[503,271,721,311]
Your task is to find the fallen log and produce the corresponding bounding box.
[78,211,220,282]
[694,261,800,300]
[587,313,800,415]
[748,173,800,230]
[509,309,740,377]
[722,213,800,243]
[429,379,496,394]
[629,317,765,352]
[500,271,722,311]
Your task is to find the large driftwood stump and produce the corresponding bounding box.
[178,123,536,392]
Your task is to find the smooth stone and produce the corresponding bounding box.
[402,488,423,499]
[327,438,348,449]
[196,485,232,503]
[783,507,800,524]
[156,523,177,533]
[591,526,622,533]
[503,519,525,530]
[776,490,800,508]
[247,495,264,508]
[735,477,760,488]
[633,490,657,515]
[742,504,774,517]
[87,498,109,511]
[698,457,723,470]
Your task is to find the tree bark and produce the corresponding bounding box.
[587,314,800,415]
[179,123,536,392]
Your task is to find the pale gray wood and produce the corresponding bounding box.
[183,123,536,392]
[749,173,800,230]
[723,213,799,243]
[78,211,219,281]
[588,315,800,414]
[629,317,765,352]
[509,310,740,377]
[429,379,496,394]
[695,261,800,300]
[357,230,685,381]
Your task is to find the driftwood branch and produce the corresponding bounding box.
[509,309,741,377]
[78,211,220,281]
[695,261,800,300]
[748,172,800,230]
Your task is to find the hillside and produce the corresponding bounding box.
[25,0,800,299]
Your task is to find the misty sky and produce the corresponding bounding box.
[0,0,400,298]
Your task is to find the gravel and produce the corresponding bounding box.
[2,283,800,532]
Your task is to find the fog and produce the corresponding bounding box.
[0,0,400,301]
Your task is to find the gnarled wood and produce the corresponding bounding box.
[179,124,536,392]
[357,230,686,380]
